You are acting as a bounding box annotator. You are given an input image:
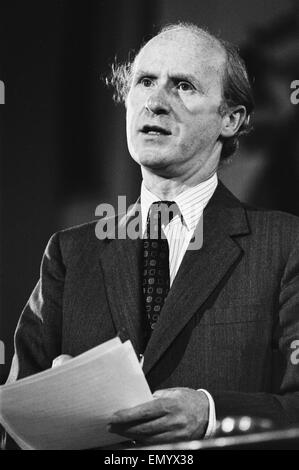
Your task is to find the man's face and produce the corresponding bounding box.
[126,29,227,178]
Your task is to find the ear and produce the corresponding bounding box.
[220,105,247,138]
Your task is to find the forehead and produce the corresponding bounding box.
[133,29,226,83]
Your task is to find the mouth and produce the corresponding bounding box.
[140,125,171,136]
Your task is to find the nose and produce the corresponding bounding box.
[145,88,170,115]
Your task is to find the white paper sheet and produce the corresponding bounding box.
[0,338,153,450]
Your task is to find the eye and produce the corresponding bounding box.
[139,77,154,88]
[176,81,195,92]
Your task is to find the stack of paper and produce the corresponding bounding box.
[0,337,153,450]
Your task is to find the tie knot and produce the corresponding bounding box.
[150,200,176,218]
[146,201,177,238]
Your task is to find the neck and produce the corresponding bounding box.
[141,150,220,200]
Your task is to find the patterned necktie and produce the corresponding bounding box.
[142,201,175,339]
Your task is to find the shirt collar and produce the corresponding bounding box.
[140,173,218,233]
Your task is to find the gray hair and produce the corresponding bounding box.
[107,22,254,160]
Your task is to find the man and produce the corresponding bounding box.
[4,22,299,447]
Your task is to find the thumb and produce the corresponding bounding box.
[52,354,73,368]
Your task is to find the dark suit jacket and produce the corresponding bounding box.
[5,182,299,445]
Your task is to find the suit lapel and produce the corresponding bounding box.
[142,182,250,375]
[99,200,146,355]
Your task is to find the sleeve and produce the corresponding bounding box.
[8,231,65,382]
[2,232,66,449]
[212,237,299,426]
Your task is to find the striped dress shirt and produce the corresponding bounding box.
[141,173,218,286]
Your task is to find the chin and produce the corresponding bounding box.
[129,141,177,170]
[138,152,171,170]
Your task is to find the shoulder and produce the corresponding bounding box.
[59,219,99,242]
[244,204,299,234]
[216,182,299,242]
[45,220,110,266]
[245,202,299,223]
[242,204,299,262]
[219,181,299,260]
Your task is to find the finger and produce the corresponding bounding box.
[108,415,179,438]
[116,429,187,446]
[52,354,73,368]
[153,387,188,399]
[152,389,173,399]
[140,430,187,445]
[110,399,166,424]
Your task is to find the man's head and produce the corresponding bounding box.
[109,23,253,179]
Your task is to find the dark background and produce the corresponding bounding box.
[0,0,299,383]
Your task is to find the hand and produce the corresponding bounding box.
[51,354,73,368]
[108,387,209,445]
